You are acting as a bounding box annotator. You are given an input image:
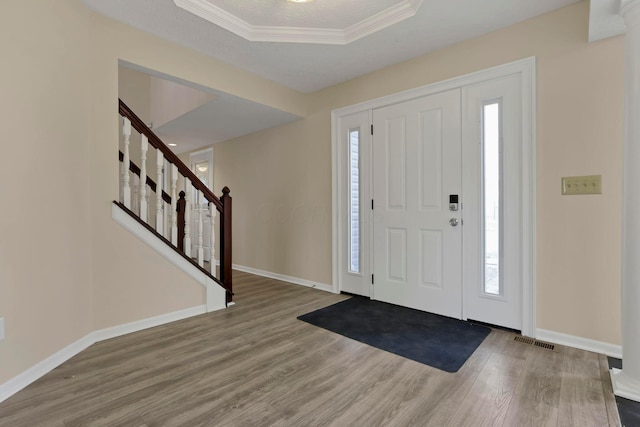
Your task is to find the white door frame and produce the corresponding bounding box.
[190,147,214,190]
[331,57,537,337]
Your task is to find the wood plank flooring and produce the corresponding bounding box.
[0,271,621,426]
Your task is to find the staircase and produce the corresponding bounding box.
[115,99,233,306]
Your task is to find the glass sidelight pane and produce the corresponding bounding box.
[349,129,360,273]
[483,103,501,295]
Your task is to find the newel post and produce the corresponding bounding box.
[177,191,186,253]
[220,186,233,303]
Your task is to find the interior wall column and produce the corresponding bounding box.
[612,0,640,403]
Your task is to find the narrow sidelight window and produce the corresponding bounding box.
[483,102,501,295]
[349,129,360,273]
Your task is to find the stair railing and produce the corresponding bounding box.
[118,99,233,303]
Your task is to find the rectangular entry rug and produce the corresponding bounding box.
[298,296,491,373]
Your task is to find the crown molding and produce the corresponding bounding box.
[345,0,420,43]
[174,0,424,45]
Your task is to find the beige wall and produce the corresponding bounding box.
[118,66,151,123]
[100,22,307,119]
[0,0,626,390]
[214,114,331,282]
[118,65,152,189]
[0,0,94,384]
[150,77,215,128]
[0,0,309,386]
[213,1,624,345]
[87,9,308,330]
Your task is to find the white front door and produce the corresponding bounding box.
[372,89,463,319]
[334,60,534,334]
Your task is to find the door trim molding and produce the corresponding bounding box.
[332,57,536,336]
[189,147,214,190]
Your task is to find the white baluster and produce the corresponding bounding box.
[184,179,192,257]
[209,202,216,276]
[164,200,169,238]
[156,151,164,234]
[170,164,178,245]
[197,191,204,266]
[132,175,140,215]
[119,157,124,204]
[139,135,148,221]
[121,118,131,209]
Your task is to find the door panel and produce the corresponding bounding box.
[420,109,443,210]
[421,230,443,288]
[462,75,522,330]
[386,117,407,210]
[387,228,407,282]
[338,111,371,297]
[372,89,462,318]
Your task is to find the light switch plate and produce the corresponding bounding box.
[0,318,4,341]
[561,175,602,195]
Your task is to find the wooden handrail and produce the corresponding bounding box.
[119,99,222,211]
[118,98,233,303]
[119,151,172,205]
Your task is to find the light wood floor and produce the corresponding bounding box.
[0,271,620,426]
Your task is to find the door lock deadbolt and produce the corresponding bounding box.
[449,194,459,211]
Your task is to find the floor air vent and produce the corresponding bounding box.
[534,341,555,350]
[513,336,555,351]
[513,336,535,345]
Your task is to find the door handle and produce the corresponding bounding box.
[449,218,460,227]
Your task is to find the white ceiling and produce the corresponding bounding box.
[84,0,581,93]
[155,91,301,154]
[109,0,597,153]
[120,61,302,154]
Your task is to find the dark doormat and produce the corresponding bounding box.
[298,296,491,373]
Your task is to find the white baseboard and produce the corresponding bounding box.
[232,264,336,294]
[536,328,622,358]
[91,305,207,342]
[0,305,208,404]
[0,334,95,404]
[611,367,640,402]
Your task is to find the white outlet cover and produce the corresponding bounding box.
[0,317,4,341]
